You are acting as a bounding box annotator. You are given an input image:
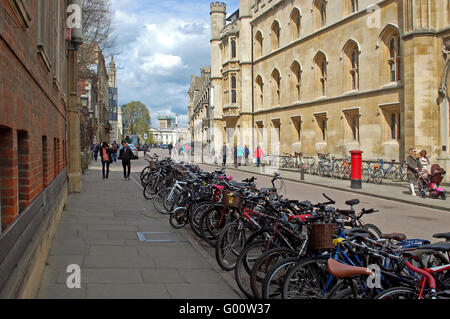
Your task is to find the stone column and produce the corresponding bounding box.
[67,42,82,193]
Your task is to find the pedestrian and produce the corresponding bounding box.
[419,150,431,172]
[143,143,149,156]
[222,143,227,167]
[244,145,250,166]
[168,143,173,156]
[407,148,421,196]
[119,140,133,181]
[111,141,118,163]
[233,144,238,168]
[92,143,100,162]
[100,142,113,179]
[237,145,244,166]
[254,145,264,168]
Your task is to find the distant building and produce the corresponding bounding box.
[152,116,189,146]
[108,56,120,143]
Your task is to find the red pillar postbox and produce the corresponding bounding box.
[350,150,363,189]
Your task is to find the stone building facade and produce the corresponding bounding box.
[188,67,213,161]
[0,0,70,297]
[209,0,450,174]
[108,56,120,143]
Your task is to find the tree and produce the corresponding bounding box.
[122,101,152,138]
[79,0,118,77]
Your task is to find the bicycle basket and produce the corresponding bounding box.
[150,160,157,169]
[311,223,335,250]
[221,190,243,209]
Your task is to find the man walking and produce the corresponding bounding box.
[119,141,133,180]
[168,143,173,157]
[111,141,118,163]
[255,145,264,168]
[222,143,227,167]
[92,143,100,162]
[244,145,250,166]
[233,144,238,168]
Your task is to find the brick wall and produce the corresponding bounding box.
[0,0,68,231]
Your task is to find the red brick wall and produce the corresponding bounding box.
[0,1,68,231]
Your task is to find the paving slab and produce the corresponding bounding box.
[36,158,240,299]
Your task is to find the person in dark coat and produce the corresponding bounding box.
[92,143,100,161]
[119,141,133,180]
[233,144,238,168]
[244,145,250,166]
[100,142,113,179]
[407,148,421,196]
[222,143,227,167]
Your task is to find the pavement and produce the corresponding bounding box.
[36,159,243,299]
[195,161,450,212]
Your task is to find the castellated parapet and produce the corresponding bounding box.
[210,2,226,14]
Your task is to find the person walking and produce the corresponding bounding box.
[100,142,113,179]
[111,141,118,163]
[244,145,250,166]
[254,145,264,168]
[418,150,431,172]
[233,144,238,168]
[92,143,100,162]
[407,148,421,196]
[237,145,244,166]
[119,141,133,181]
[168,143,173,156]
[222,143,227,167]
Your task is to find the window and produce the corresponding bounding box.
[255,75,264,110]
[314,0,327,29]
[380,105,401,142]
[0,126,15,232]
[290,61,302,101]
[390,113,401,140]
[343,40,360,91]
[381,26,401,83]
[314,52,327,97]
[37,0,51,70]
[231,39,237,58]
[255,31,263,58]
[291,116,302,141]
[271,69,281,106]
[42,136,48,187]
[271,21,280,51]
[290,8,301,41]
[231,75,237,104]
[315,113,327,142]
[389,36,401,82]
[351,0,358,12]
[343,110,360,142]
[17,131,30,213]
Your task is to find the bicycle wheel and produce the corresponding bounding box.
[143,180,157,200]
[375,286,418,299]
[364,223,383,238]
[282,257,331,299]
[362,169,370,183]
[373,170,383,185]
[199,206,227,247]
[262,257,300,300]
[189,202,214,238]
[169,207,188,229]
[234,240,269,299]
[215,221,248,271]
[153,188,169,214]
[250,248,296,299]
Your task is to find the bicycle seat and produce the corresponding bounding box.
[418,243,450,252]
[345,199,360,206]
[327,259,373,279]
[433,232,450,241]
[381,233,407,241]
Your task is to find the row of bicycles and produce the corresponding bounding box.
[139,153,449,299]
[279,153,409,184]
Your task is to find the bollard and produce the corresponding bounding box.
[300,167,305,181]
[350,150,363,189]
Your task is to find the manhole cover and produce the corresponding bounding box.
[137,232,185,243]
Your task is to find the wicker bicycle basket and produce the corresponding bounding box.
[221,190,243,209]
[150,160,157,170]
[311,223,335,250]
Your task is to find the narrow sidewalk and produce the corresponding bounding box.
[196,161,450,212]
[36,160,241,299]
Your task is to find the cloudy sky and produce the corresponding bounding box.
[110,0,239,128]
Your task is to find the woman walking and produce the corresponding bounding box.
[100,142,113,179]
[407,148,421,196]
